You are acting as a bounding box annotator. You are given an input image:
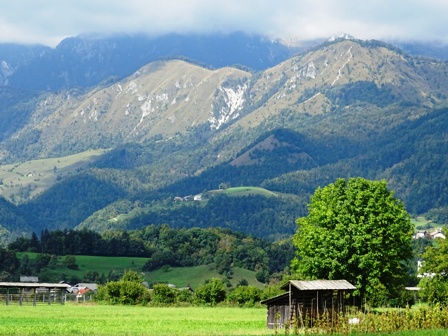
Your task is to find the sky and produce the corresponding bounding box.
[1,0,448,47]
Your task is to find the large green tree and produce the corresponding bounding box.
[291,178,413,304]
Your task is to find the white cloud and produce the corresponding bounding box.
[1,0,448,46]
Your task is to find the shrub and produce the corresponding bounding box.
[176,289,194,303]
[63,255,78,270]
[227,285,262,306]
[194,278,226,305]
[152,283,176,304]
[95,271,150,305]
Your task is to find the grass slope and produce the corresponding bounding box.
[17,253,263,289]
[0,149,106,203]
[208,186,280,198]
[210,186,303,202]
[18,253,147,282]
[146,265,264,289]
[411,216,447,230]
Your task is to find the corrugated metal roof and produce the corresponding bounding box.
[0,282,71,288]
[281,280,356,291]
[260,291,290,304]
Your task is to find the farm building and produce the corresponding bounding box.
[0,282,70,306]
[261,280,356,329]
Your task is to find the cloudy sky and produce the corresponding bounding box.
[1,0,448,47]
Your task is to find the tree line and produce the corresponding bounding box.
[5,224,295,283]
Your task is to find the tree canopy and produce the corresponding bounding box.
[418,231,448,305]
[291,178,414,304]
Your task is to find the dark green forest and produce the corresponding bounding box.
[1,107,447,242]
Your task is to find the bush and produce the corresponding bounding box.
[261,284,284,300]
[176,289,194,303]
[227,285,262,306]
[95,271,150,305]
[63,255,78,270]
[152,283,176,304]
[194,278,226,305]
[419,275,448,306]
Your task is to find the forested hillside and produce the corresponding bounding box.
[0,37,448,242]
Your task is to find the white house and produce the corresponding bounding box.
[430,229,446,240]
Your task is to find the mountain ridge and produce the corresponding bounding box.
[1,37,448,242]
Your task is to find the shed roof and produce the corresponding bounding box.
[0,282,70,289]
[74,283,98,291]
[260,291,290,305]
[281,280,356,291]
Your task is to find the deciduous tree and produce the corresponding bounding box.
[291,178,413,304]
[419,231,448,305]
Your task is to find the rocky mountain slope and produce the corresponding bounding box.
[1,32,306,92]
[1,37,448,242]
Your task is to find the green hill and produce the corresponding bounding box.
[1,38,448,242]
[16,252,265,289]
[145,265,263,289]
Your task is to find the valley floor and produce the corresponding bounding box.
[0,304,271,336]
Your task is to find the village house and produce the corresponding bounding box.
[430,228,446,240]
[413,228,446,240]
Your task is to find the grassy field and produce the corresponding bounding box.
[17,253,262,289]
[206,186,301,201]
[213,186,280,198]
[411,216,447,230]
[0,304,272,336]
[0,304,446,336]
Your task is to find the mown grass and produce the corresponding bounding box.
[0,304,272,336]
[1,304,447,336]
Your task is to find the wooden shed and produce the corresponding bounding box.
[261,280,356,329]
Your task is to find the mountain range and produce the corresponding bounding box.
[0,33,447,243]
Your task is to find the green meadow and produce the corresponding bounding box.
[146,265,264,289]
[0,305,271,336]
[0,304,447,336]
[17,253,263,289]
[0,149,105,203]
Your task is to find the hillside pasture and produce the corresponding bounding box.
[16,253,262,289]
[0,149,106,203]
[208,186,279,198]
[17,253,147,283]
[146,265,264,289]
[412,216,447,230]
